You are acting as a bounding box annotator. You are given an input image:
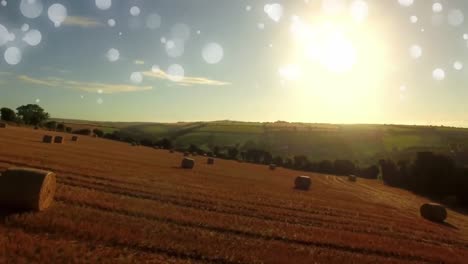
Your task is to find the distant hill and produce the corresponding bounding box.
[52,119,468,165]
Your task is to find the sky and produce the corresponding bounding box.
[0,0,467,127]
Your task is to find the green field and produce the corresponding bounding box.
[54,119,468,164]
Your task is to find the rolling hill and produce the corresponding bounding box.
[53,119,468,165]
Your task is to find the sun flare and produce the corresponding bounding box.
[282,16,391,121]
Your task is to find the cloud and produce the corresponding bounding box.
[18,75,60,87]
[41,67,71,74]
[17,75,152,94]
[62,16,104,28]
[134,60,145,65]
[143,69,231,86]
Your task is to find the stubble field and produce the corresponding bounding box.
[0,126,467,263]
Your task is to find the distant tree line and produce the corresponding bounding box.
[379,152,468,206]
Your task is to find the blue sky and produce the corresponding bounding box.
[0,0,467,127]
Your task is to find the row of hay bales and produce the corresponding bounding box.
[146,144,450,224]
[0,167,56,212]
[180,157,215,169]
[43,135,78,144]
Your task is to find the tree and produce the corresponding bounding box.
[16,104,49,126]
[358,165,379,179]
[263,151,273,165]
[273,156,284,167]
[410,152,456,196]
[0,107,16,122]
[333,160,356,175]
[227,147,239,160]
[293,155,310,170]
[140,138,153,147]
[156,138,172,149]
[93,128,104,138]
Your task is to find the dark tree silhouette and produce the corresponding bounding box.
[0,107,16,122]
[44,121,57,131]
[227,147,239,160]
[16,104,49,126]
[93,128,104,138]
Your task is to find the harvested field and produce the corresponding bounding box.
[0,126,468,263]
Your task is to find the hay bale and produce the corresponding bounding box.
[420,203,447,223]
[348,175,357,182]
[0,167,56,211]
[71,136,78,142]
[42,135,53,143]
[34,126,39,130]
[54,136,64,144]
[207,158,215,165]
[0,123,6,128]
[181,158,195,169]
[184,152,190,157]
[269,164,277,170]
[294,176,311,191]
[169,149,175,153]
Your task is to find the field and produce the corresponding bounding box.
[1,127,468,263]
[52,119,468,164]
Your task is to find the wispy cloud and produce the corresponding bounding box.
[143,69,231,87]
[134,60,145,65]
[18,75,152,94]
[41,67,71,74]
[62,16,103,28]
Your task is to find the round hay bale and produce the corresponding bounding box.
[420,203,447,223]
[294,176,311,191]
[0,123,7,128]
[207,158,215,165]
[181,158,195,169]
[184,152,190,157]
[42,135,53,143]
[71,136,79,142]
[54,136,64,144]
[348,175,357,182]
[0,167,56,211]
[269,164,277,170]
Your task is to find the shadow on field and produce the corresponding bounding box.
[440,222,459,230]
[0,208,28,223]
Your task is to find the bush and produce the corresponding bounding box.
[93,129,104,138]
[73,128,92,136]
[57,123,65,131]
[44,121,57,131]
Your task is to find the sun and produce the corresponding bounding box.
[282,17,392,122]
[291,20,357,73]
